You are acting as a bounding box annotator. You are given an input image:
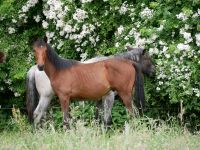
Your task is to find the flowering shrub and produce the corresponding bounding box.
[0,0,199,128]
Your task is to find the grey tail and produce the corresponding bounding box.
[26,67,39,123]
[132,63,145,111]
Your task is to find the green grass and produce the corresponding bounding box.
[0,119,200,150]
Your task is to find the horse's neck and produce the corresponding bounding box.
[44,58,57,81]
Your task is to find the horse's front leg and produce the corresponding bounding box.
[59,96,70,130]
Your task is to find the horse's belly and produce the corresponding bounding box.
[71,85,110,100]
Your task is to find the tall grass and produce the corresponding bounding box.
[1,116,200,150]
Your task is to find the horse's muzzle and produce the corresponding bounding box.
[38,65,44,71]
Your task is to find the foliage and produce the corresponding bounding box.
[0,0,200,129]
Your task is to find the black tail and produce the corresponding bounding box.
[26,67,39,123]
[132,63,145,111]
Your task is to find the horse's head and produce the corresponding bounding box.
[141,52,155,76]
[32,36,48,71]
[0,52,5,63]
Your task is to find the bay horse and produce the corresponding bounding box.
[0,52,5,63]
[32,37,145,128]
[26,47,154,126]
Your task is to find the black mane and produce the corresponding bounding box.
[46,44,79,70]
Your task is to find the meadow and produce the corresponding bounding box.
[1,117,200,150]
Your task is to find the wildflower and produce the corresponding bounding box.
[42,20,48,29]
[117,25,124,35]
[195,33,200,46]
[119,3,128,14]
[80,52,88,62]
[73,9,88,22]
[115,42,119,47]
[8,27,15,34]
[176,12,188,21]
[33,15,40,22]
[177,43,190,50]
[140,7,154,19]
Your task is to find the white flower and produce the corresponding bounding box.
[73,9,88,22]
[198,9,200,15]
[80,52,88,62]
[20,0,38,13]
[124,36,129,40]
[80,0,93,3]
[176,12,188,21]
[42,20,48,29]
[129,28,136,35]
[195,33,200,46]
[163,46,168,52]
[48,11,56,19]
[33,15,40,22]
[158,81,163,85]
[46,31,55,38]
[119,3,128,14]
[177,43,190,50]
[57,41,64,49]
[59,31,65,36]
[56,20,64,28]
[22,6,29,12]
[14,92,21,97]
[5,79,12,85]
[140,7,154,19]
[115,42,119,47]
[76,47,81,52]
[156,87,160,91]
[8,27,15,34]
[54,2,63,11]
[157,25,164,31]
[64,24,73,33]
[181,31,193,43]
[149,48,159,55]
[165,54,170,59]
[117,25,124,35]
[12,19,17,23]
[159,41,166,45]
[184,24,190,30]
[125,43,131,48]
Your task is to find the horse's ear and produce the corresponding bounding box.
[29,36,38,46]
[43,36,48,43]
[143,50,150,59]
[141,48,146,55]
[126,46,133,51]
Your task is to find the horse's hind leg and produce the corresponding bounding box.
[118,91,134,117]
[95,100,103,123]
[103,91,115,127]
